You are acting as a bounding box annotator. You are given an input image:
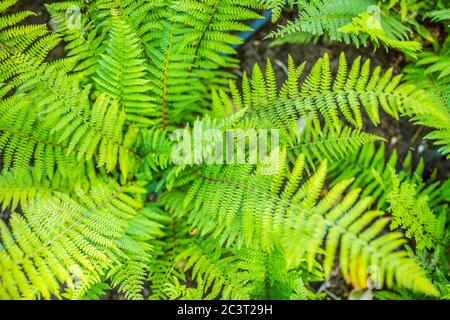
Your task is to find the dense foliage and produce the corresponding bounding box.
[0,0,449,300]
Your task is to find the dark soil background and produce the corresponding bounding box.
[4,1,449,300]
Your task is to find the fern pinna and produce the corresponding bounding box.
[0,0,448,300]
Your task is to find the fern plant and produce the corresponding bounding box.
[267,0,423,56]
[0,0,448,300]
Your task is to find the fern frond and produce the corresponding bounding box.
[409,101,450,158]
[328,142,445,210]
[1,63,138,177]
[49,92,134,174]
[292,123,383,168]
[46,1,108,79]
[147,192,192,300]
[0,7,63,99]
[0,166,91,211]
[77,281,110,300]
[415,46,450,80]
[0,0,61,65]
[400,42,450,157]
[145,20,207,129]
[268,0,421,55]
[0,179,147,299]
[424,9,450,26]
[402,81,450,157]
[94,15,153,125]
[171,0,262,65]
[107,205,166,300]
[269,0,421,56]
[216,53,414,141]
[386,171,443,250]
[338,12,422,58]
[182,153,438,295]
[177,240,253,299]
[0,92,82,179]
[169,0,263,89]
[137,129,174,181]
[256,0,289,22]
[236,248,313,300]
[268,0,373,45]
